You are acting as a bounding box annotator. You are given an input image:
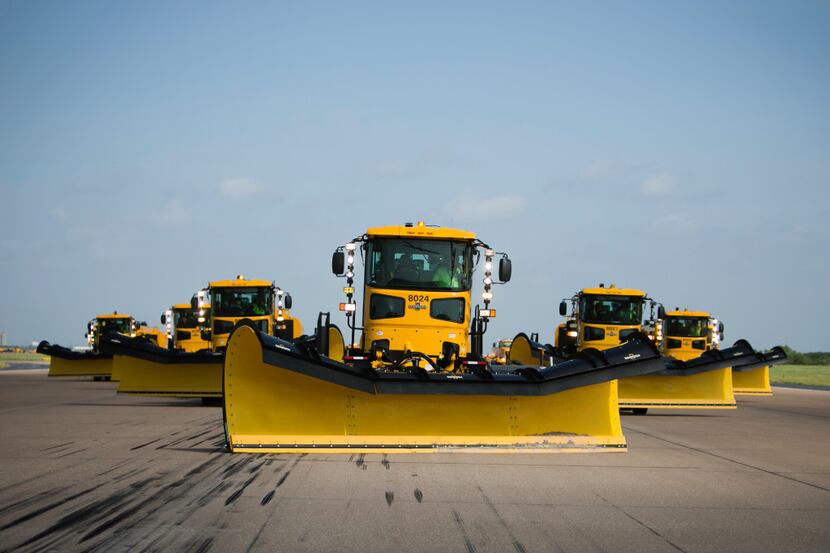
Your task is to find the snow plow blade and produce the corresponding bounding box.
[101,334,223,398]
[37,340,113,379]
[617,339,762,410]
[223,325,664,454]
[733,345,787,396]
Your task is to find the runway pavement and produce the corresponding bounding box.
[0,370,827,553]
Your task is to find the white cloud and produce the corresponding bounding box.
[158,200,191,224]
[657,212,694,231]
[641,173,676,196]
[220,178,265,199]
[449,194,526,220]
[50,205,70,222]
[581,159,634,182]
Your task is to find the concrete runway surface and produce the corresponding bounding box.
[0,370,828,553]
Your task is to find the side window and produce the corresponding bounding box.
[430,298,465,324]
[370,294,405,320]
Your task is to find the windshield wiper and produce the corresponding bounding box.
[399,238,441,255]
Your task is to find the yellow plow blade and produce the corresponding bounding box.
[619,368,735,409]
[731,345,786,397]
[733,366,772,396]
[732,346,787,396]
[37,341,112,379]
[223,326,665,454]
[101,335,222,398]
[617,339,760,410]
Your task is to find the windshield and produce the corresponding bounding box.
[498,340,512,348]
[665,317,709,338]
[97,318,131,334]
[365,238,474,291]
[174,307,209,329]
[212,287,273,317]
[579,295,644,325]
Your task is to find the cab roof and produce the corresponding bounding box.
[173,303,211,310]
[666,310,711,318]
[580,284,646,297]
[96,313,133,320]
[209,276,273,288]
[366,221,476,241]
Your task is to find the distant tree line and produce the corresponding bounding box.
[781,346,830,365]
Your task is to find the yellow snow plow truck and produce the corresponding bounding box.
[222,222,664,454]
[554,287,786,413]
[638,309,786,407]
[101,279,301,399]
[621,308,738,412]
[162,303,212,353]
[38,312,140,380]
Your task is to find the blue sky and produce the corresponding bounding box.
[1,1,828,350]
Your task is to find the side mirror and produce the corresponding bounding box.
[160,313,166,325]
[332,251,345,275]
[284,294,293,310]
[718,322,724,333]
[498,257,512,282]
[87,323,92,332]
[657,305,666,319]
[559,301,567,316]
[191,296,198,309]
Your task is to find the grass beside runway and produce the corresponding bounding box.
[0,352,49,369]
[771,364,830,388]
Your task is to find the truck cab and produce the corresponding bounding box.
[162,303,212,352]
[487,339,514,364]
[87,313,138,351]
[332,221,510,370]
[196,276,299,351]
[557,284,656,354]
[658,309,723,361]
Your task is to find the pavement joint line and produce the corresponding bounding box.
[625,427,830,494]
[594,491,689,553]
[476,484,529,553]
